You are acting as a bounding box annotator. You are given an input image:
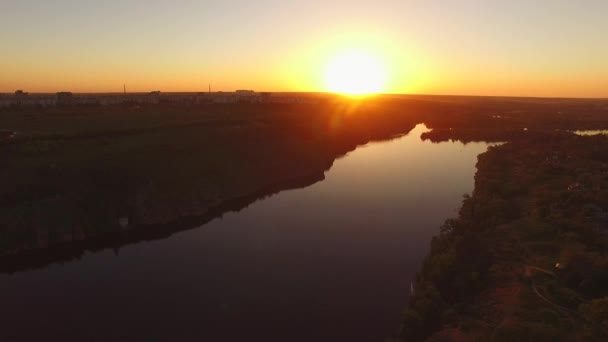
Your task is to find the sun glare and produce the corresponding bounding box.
[324,50,387,95]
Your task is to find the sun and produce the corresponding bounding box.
[324,50,387,95]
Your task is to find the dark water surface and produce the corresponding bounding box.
[0,124,491,342]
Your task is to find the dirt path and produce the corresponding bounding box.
[491,265,576,342]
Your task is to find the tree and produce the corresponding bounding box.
[579,297,608,330]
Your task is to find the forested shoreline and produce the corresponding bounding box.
[402,133,608,341]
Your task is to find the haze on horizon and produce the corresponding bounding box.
[1,0,607,98]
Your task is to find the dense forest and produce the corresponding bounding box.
[402,132,608,341]
[0,99,421,269]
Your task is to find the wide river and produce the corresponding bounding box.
[0,124,491,342]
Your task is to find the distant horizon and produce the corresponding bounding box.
[2,89,607,100]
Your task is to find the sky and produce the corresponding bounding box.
[1,0,607,97]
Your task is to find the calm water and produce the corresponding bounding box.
[574,130,608,136]
[0,124,491,342]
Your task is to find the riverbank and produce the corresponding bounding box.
[3,95,608,268]
[0,121,489,342]
[401,132,608,341]
[4,95,608,340]
[0,100,421,264]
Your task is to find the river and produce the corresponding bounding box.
[0,124,492,342]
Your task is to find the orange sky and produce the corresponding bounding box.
[1,1,607,97]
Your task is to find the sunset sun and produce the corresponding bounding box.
[324,50,387,95]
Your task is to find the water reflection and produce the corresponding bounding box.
[573,130,608,136]
[0,124,491,342]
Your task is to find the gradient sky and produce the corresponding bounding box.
[1,0,607,97]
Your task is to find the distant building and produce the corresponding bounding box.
[56,92,73,106]
[0,94,11,109]
[0,91,325,109]
[148,91,161,104]
[260,92,272,102]
[195,92,210,104]
[14,90,28,106]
